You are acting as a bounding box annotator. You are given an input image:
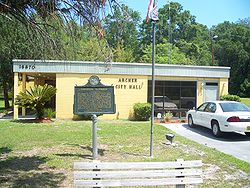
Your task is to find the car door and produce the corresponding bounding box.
[193,102,209,125]
[202,102,217,128]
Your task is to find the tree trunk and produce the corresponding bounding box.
[3,80,10,109]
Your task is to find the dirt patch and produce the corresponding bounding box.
[203,164,221,180]
[178,143,205,156]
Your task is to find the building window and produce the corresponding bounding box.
[148,80,197,117]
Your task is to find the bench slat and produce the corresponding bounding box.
[74,177,203,187]
[74,169,202,179]
[74,160,202,170]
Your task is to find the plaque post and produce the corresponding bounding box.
[91,114,98,159]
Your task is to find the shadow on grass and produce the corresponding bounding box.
[0,155,66,187]
[81,145,106,157]
[0,147,12,154]
[61,144,107,160]
[55,153,92,159]
[11,119,39,124]
[11,172,65,188]
[0,156,47,171]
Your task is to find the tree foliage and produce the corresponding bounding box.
[139,2,212,65]
[0,0,119,38]
[103,4,140,62]
[212,20,250,95]
[140,40,193,65]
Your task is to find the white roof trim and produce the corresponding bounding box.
[13,59,230,78]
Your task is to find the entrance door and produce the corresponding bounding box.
[204,82,218,102]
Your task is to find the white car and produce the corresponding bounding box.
[187,101,250,137]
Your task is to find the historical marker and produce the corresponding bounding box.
[73,75,116,115]
[73,75,116,159]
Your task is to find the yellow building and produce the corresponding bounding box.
[13,59,230,119]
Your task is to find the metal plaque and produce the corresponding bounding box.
[73,76,116,115]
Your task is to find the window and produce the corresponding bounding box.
[197,103,208,112]
[205,103,216,113]
[220,102,250,112]
[148,80,197,117]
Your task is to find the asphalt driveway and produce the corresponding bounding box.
[162,123,250,163]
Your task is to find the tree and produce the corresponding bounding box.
[0,1,124,81]
[212,21,250,96]
[140,2,197,46]
[0,17,33,108]
[0,0,119,37]
[0,15,64,108]
[103,4,140,62]
[139,2,211,65]
[15,84,57,119]
[240,79,250,97]
[113,42,134,62]
[140,40,193,65]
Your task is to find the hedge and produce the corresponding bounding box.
[133,103,151,121]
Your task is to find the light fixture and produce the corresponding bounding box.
[18,74,22,81]
[165,133,175,144]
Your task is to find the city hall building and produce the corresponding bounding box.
[13,59,230,119]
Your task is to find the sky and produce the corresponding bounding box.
[121,0,250,28]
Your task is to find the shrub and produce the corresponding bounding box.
[220,94,241,102]
[164,111,173,122]
[15,84,57,119]
[133,103,151,121]
[44,108,56,119]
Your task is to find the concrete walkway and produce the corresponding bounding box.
[162,123,250,163]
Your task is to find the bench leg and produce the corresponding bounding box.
[176,159,185,188]
[176,185,185,188]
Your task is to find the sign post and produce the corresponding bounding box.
[91,114,98,159]
[73,75,116,159]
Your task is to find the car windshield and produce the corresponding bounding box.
[219,102,250,112]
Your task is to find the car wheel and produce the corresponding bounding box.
[212,121,222,137]
[188,115,195,128]
[245,132,250,137]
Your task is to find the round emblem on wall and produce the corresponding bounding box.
[89,75,100,86]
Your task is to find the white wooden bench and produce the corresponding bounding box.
[73,159,203,187]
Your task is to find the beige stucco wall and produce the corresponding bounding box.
[56,74,148,120]
[219,78,229,96]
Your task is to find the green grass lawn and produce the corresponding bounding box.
[0,119,249,187]
[241,98,250,108]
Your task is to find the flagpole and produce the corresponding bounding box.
[150,20,156,158]
[147,0,158,158]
